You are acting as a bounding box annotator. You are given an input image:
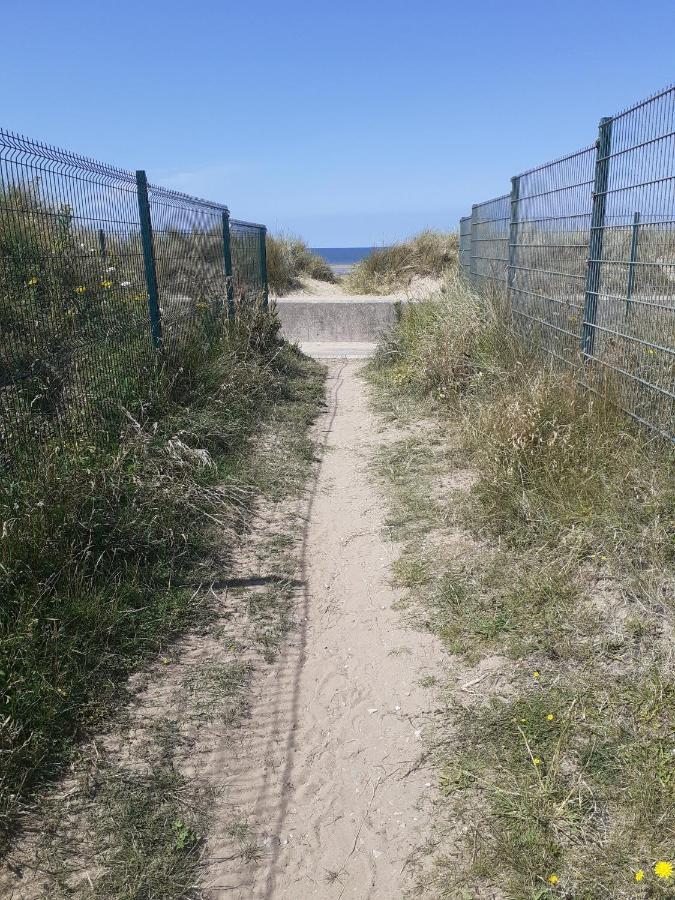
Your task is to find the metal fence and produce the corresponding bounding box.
[459,84,675,440]
[0,128,269,459]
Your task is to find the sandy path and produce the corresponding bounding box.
[276,274,441,303]
[207,360,441,899]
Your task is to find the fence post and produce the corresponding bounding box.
[135,170,163,348]
[507,175,520,295]
[581,116,613,358]
[98,228,107,264]
[222,210,235,319]
[625,210,640,318]
[469,204,478,286]
[258,225,269,310]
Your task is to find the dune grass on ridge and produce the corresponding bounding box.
[344,230,459,294]
[266,233,335,295]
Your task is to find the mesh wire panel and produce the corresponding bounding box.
[459,215,472,275]
[0,130,155,456]
[146,183,228,351]
[511,146,596,366]
[588,87,675,436]
[469,194,510,286]
[0,129,271,463]
[230,219,266,304]
[460,82,675,440]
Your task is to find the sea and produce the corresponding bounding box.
[310,246,380,275]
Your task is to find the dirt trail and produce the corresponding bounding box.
[0,360,443,900]
[209,360,442,898]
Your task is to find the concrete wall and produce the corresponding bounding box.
[275,299,398,343]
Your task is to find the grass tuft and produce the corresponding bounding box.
[344,230,458,294]
[266,233,335,295]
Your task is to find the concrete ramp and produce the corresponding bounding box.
[275,298,398,344]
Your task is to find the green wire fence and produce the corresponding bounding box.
[459,84,675,441]
[0,129,269,461]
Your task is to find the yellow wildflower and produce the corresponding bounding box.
[548,873,558,885]
[533,671,540,679]
[654,861,673,879]
[533,757,542,766]
[101,280,113,289]
[26,276,38,286]
[635,869,644,882]
[75,285,86,294]
[547,713,555,721]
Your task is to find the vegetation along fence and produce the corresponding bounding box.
[459,84,675,440]
[0,129,269,462]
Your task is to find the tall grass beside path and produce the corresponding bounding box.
[0,307,325,848]
[368,273,675,898]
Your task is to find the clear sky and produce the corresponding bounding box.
[2,0,674,245]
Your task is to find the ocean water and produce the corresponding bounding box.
[311,246,382,275]
[311,247,377,265]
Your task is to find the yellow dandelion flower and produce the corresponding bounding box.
[547,713,555,721]
[635,869,644,882]
[533,757,542,766]
[101,280,113,289]
[75,285,86,294]
[26,276,38,286]
[533,671,540,679]
[548,873,558,885]
[654,861,673,879]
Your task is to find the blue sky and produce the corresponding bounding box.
[2,0,674,245]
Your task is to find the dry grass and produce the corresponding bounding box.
[266,233,335,295]
[344,230,458,294]
[368,274,675,898]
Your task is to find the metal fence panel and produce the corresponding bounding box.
[0,131,155,452]
[146,181,229,350]
[0,129,270,462]
[230,219,267,306]
[459,82,675,440]
[469,194,510,287]
[459,215,472,275]
[511,146,596,366]
[587,88,675,437]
